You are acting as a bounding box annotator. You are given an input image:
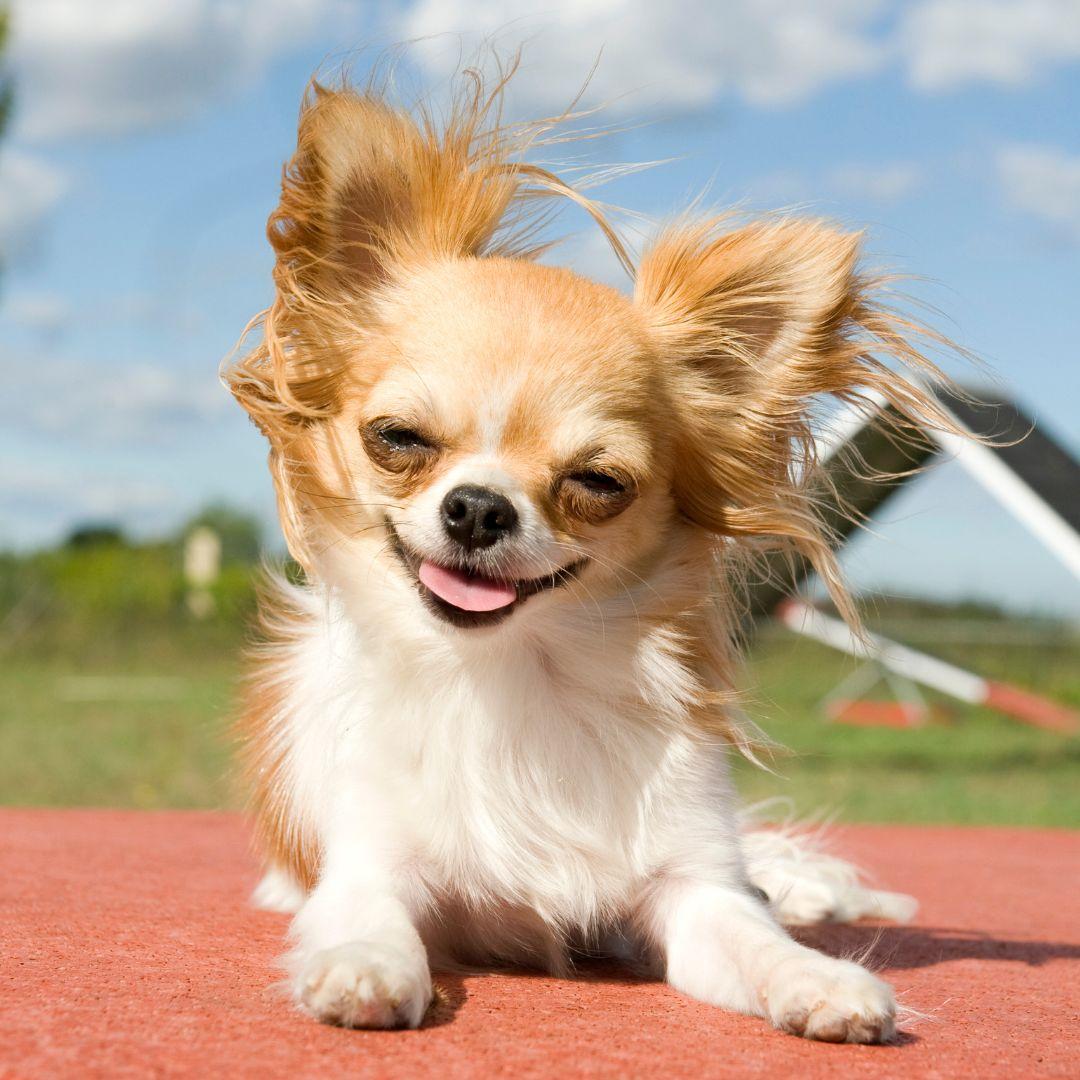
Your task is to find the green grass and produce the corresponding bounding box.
[1,622,1077,825]
[0,655,238,809]
[734,630,1080,826]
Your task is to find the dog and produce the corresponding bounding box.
[224,61,957,1042]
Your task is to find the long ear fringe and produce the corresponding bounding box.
[636,217,976,630]
[787,296,975,631]
[233,564,322,892]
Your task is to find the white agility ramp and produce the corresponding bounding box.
[753,384,1080,732]
[777,598,1079,734]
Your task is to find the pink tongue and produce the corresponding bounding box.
[418,560,517,612]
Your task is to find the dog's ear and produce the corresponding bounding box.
[278,87,425,291]
[225,83,531,444]
[272,85,525,297]
[635,217,949,605]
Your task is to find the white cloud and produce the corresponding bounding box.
[8,356,230,446]
[5,0,1079,148]
[0,349,269,548]
[0,459,180,548]
[997,144,1080,241]
[900,0,1080,91]
[397,1,1080,112]
[2,290,69,335]
[1,463,175,521]
[827,162,924,202]
[0,149,66,262]
[739,170,810,208]
[396,0,888,115]
[9,0,351,141]
[740,161,925,210]
[0,1,353,270]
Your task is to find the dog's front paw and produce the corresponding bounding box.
[296,942,432,1029]
[764,955,896,1044]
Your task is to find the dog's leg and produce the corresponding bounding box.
[287,843,432,1029]
[647,879,896,1043]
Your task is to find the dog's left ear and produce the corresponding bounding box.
[634,217,942,591]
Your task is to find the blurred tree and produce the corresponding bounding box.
[0,7,11,138]
[183,504,261,565]
[65,524,126,549]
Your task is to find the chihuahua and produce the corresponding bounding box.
[226,63,954,1042]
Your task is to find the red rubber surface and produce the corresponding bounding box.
[2,810,1078,1079]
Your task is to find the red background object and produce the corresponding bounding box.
[985,680,1080,734]
[2,810,1077,1078]
[826,700,928,728]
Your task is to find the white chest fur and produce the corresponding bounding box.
[274,580,740,948]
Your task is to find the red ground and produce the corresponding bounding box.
[1,811,1077,1079]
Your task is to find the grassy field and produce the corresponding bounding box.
[0,654,238,810]
[735,628,1080,826]
[1,619,1077,825]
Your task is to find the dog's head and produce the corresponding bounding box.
[227,74,951,634]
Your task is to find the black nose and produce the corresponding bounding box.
[440,485,518,550]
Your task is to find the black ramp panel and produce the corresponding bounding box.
[745,402,936,618]
[935,386,1080,535]
[744,385,1080,624]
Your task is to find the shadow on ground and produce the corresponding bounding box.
[794,924,1080,970]
[423,924,1079,1033]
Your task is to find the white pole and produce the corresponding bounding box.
[777,599,1079,733]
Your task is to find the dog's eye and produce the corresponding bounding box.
[378,425,431,451]
[569,470,626,496]
[361,419,439,472]
[560,467,637,524]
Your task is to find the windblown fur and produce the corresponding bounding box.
[224,56,963,1041]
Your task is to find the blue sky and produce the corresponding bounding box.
[1,1,1078,616]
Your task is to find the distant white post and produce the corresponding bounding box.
[184,526,221,619]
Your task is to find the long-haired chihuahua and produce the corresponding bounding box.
[225,59,959,1042]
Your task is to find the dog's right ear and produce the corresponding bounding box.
[226,81,533,435]
[277,87,421,292]
[274,83,533,301]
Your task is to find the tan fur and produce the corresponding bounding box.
[635,216,964,623]
[224,59,964,888]
[236,576,321,890]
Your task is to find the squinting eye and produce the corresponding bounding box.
[361,417,440,473]
[569,470,627,496]
[378,426,432,451]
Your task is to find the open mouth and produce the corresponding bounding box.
[386,519,586,628]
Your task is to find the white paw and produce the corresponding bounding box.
[742,826,917,927]
[296,942,432,1029]
[765,954,897,1044]
[766,876,845,926]
[766,876,916,927]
